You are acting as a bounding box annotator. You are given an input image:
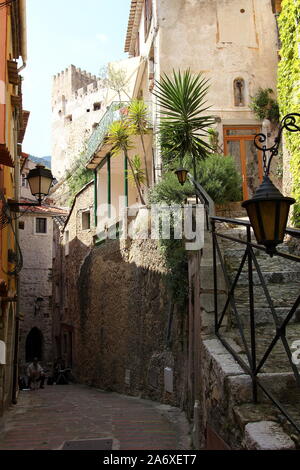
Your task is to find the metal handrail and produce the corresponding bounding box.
[85,100,152,164]
[188,173,215,230]
[211,215,300,433]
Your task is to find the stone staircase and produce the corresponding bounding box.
[214,222,300,446]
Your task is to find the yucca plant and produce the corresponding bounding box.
[127,155,146,188]
[127,99,150,187]
[153,69,215,178]
[106,120,146,205]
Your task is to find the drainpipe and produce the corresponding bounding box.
[11,115,20,404]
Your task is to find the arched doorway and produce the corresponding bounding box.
[25,328,43,362]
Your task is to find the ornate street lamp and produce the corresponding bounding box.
[242,113,300,256]
[26,164,54,205]
[175,168,189,186]
[9,164,54,210]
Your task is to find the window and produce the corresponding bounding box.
[233,78,245,106]
[82,211,91,230]
[36,218,47,234]
[93,102,101,111]
[21,174,27,187]
[19,221,25,230]
[272,0,282,13]
[144,0,153,40]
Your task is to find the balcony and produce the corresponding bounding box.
[86,100,152,170]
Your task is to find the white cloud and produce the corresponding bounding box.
[96,33,108,43]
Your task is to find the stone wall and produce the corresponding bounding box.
[64,235,188,408]
[19,212,57,368]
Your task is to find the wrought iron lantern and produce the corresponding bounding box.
[27,164,54,205]
[175,168,189,186]
[8,164,54,212]
[242,113,300,256]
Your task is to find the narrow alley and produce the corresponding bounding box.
[0,385,190,450]
[1,0,300,453]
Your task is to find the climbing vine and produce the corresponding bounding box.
[278,0,300,226]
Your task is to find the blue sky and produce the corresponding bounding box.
[22,0,132,157]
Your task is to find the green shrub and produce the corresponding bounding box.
[150,154,242,205]
[67,160,93,205]
[249,88,279,123]
[149,172,195,205]
[197,154,242,204]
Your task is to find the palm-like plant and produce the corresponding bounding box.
[106,120,146,205]
[127,155,146,188]
[127,99,150,187]
[153,69,215,178]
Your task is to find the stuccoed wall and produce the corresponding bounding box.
[278,0,300,226]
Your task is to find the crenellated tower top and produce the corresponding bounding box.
[52,64,99,106]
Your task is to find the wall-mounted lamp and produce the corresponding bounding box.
[175,168,189,186]
[242,113,300,256]
[9,164,54,211]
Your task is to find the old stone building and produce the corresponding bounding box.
[125,0,280,199]
[0,0,27,424]
[52,181,94,368]
[18,194,67,369]
[51,58,141,181]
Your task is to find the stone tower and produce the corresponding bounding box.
[51,65,106,180]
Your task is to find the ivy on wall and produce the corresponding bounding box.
[278,0,300,226]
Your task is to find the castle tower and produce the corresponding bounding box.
[52,65,98,107]
[51,65,105,180]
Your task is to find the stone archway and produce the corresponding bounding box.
[25,328,43,362]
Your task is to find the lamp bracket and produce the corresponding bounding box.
[254,113,300,176]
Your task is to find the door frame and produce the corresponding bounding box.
[223,125,263,200]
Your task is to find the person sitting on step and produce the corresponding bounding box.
[27,357,45,390]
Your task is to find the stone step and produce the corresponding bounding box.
[220,324,300,373]
[231,283,300,310]
[226,306,300,326]
[228,373,300,408]
[227,270,300,286]
[223,249,300,273]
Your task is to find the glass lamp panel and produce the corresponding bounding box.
[28,175,41,196]
[278,201,291,241]
[246,202,263,243]
[258,201,276,242]
[40,176,52,195]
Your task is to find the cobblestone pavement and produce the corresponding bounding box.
[0,384,191,450]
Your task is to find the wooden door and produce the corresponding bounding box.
[223,126,263,200]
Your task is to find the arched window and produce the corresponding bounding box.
[25,328,43,362]
[233,78,245,107]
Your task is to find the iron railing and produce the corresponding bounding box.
[188,173,215,230]
[85,100,152,164]
[85,101,130,163]
[211,216,300,433]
